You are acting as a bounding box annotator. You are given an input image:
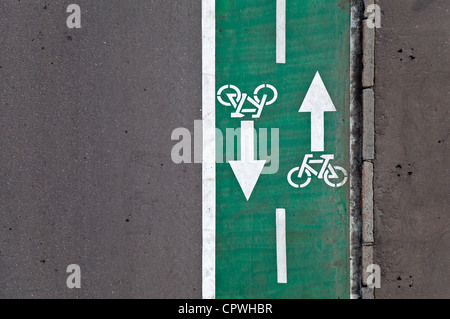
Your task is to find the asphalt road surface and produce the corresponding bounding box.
[0,0,202,298]
[374,0,450,298]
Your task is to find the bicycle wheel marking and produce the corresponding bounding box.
[213,0,351,298]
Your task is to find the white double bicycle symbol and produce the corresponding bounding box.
[217,84,278,119]
[287,154,348,188]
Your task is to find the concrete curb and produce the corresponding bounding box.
[361,0,376,299]
[362,162,374,244]
[362,22,375,88]
[361,244,374,283]
[361,163,374,299]
[363,88,375,160]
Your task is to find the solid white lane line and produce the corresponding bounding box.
[276,0,286,64]
[276,208,287,283]
[202,0,216,300]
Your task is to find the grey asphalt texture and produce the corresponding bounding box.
[374,0,450,298]
[0,0,202,298]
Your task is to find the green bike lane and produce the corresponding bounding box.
[213,0,351,298]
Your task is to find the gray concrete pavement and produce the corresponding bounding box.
[0,0,202,298]
[374,0,450,298]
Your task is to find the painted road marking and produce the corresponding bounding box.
[287,154,348,189]
[217,84,278,119]
[229,121,266,200]
[299,72,337,153]
[215,0,350,298]
[201,0,215,300]
[276,208,287,284]
[276,0,286,64]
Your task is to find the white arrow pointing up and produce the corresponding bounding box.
[229,121,266,201]
[299,72,337,152]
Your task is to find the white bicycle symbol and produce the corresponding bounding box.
[287,154,348,188]
[217,84,278,118]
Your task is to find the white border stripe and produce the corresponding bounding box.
[276,0,286,64]
[202,0,216,299]
[276,208,287,283]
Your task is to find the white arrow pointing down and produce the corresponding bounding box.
[229,121,266,201]
[299,72,337,152]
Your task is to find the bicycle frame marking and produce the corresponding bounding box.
[288,154,348,189]
[217,84,278,119]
